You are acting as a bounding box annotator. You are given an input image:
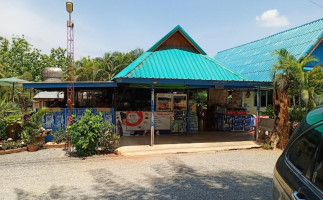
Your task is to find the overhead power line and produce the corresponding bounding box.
[307,0,323,9]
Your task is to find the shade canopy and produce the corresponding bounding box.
[0,77,28,86]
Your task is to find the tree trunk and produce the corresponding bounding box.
[271,89,290,149]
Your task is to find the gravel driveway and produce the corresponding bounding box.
[0,148,282,200]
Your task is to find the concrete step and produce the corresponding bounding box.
[115,141,262,156]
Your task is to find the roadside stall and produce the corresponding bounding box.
[115,91,198,136]
[23,25,272,146]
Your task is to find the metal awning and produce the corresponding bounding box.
[115,77,272,88]
[23,81,117,89]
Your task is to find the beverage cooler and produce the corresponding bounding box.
[172,94,187,111]
[171,94,187,133]
[156,93,172,111]
[156,93,188,133]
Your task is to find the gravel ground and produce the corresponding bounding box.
[0,148,282,200]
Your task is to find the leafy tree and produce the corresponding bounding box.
[0,35,67,82]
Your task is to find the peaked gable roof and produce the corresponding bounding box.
[113,26,246,83]
[147,25,207,55]
[215,18,323,82]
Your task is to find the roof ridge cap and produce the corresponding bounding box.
[217,17,323,54]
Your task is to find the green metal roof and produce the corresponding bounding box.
[113,49,245,81]
[214,18,323,82]
[113,26,246,83]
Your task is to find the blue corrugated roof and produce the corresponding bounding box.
[214,18,323,82]
[113,26,246,82]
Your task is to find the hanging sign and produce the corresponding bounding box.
[214,85,225,89]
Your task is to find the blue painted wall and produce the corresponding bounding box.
[307,40,323,68]
[39,108,115,132]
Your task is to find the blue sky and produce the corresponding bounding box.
[0,0,322,59]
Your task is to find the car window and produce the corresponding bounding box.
[312,144,323,191]
[311,126,323,191]
[287,126,321,179]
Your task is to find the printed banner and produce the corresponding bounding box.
[116,111,173,136]
[40,108,115,132]
[43,108,66,131]
[154,112,173,130]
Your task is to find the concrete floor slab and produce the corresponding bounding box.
[116,131,261,156]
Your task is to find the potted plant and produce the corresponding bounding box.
[22,108,46,152]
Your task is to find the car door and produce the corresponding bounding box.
[285,124,323,200]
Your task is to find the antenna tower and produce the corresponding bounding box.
[66,1,74,113]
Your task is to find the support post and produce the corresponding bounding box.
[12,82,15,102]
[256,86,260,141]
[150,83,155,146]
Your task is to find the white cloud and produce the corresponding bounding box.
[256,9,290,27]
[0,1,66,55]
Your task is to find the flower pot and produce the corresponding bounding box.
[27,144,38,152]
[36,135,46,143]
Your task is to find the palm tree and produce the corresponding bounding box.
[271,49,322,149]
[75,57,102,81]
[271,49,295,149]
[69,49,144,81]
[101,52,121,81]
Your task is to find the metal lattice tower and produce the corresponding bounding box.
[66,1,74,154]
[66,1,74,113]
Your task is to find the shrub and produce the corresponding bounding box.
[21,108,47,145]
[51,129,67,144]
[0,121,7,141]
[261,105,274,119]
[263,143,272,150]
[98,128,119,153]
[0,99,23,140]
[1,141,22,150]
[289,105,307,122]
[67,109,116,156]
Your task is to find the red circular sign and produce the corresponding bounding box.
[126,112,144,126]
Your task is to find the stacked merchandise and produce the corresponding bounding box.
[171,111,187,133]
[187,101,198,133]
[217,114,255,131]
[233,115,244,131]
